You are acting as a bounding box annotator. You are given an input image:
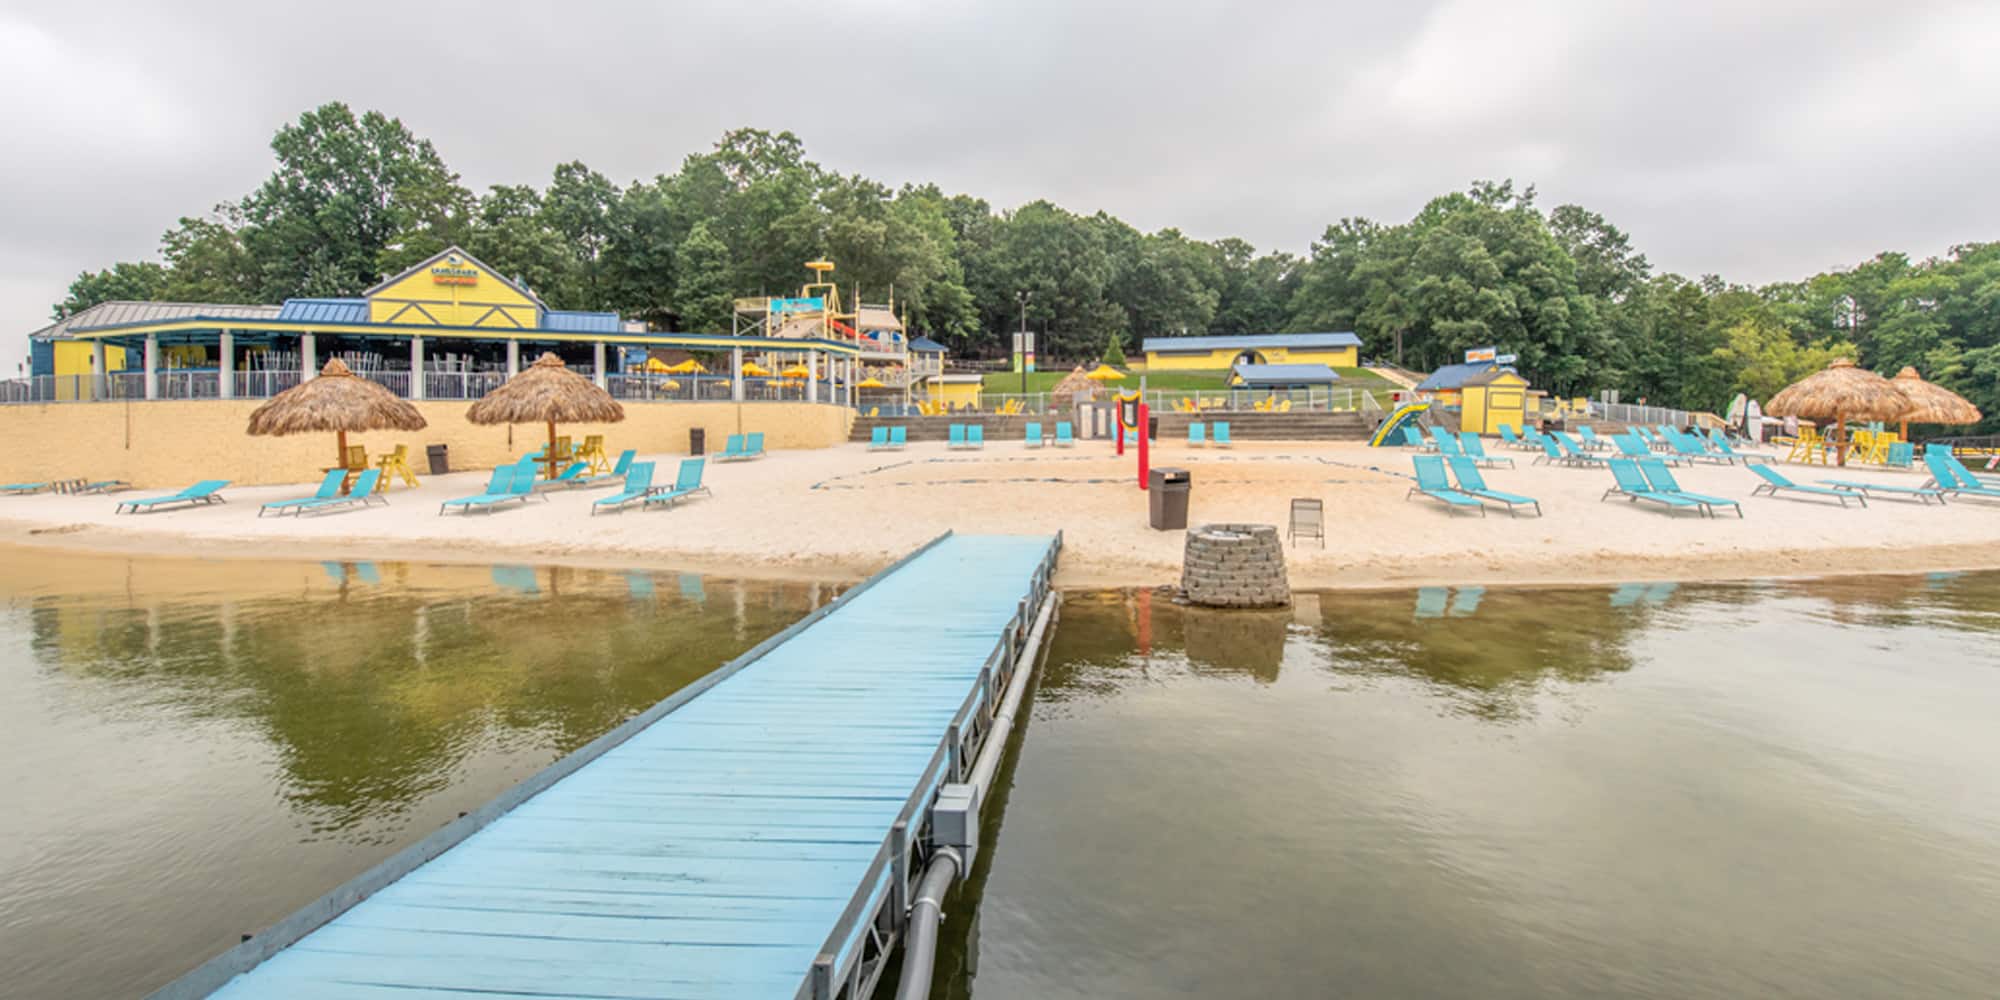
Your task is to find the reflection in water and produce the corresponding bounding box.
[0,547,831,1000]
[938,573,2000,1000]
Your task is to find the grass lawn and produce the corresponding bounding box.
[980,367,1401,396]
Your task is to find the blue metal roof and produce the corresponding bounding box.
[542,310,623,334]
[276,298,369,324]
[1141,331,1360,353]
[1231,362,1342,386]
[909,336,947,353]
[1415,361,1500,391]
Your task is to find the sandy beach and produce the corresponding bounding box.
[3,439,1996,589]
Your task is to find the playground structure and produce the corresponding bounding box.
[729,260,922,405]
[1116,390,1150,489]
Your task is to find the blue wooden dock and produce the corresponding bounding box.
[156,532,1061,1000]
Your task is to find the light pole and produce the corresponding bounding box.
[1016,290,1032,395]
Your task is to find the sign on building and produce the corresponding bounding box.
[1465,346,1497,364]
[769,297,825,315]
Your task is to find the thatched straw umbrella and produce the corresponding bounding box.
[1764,358,1912,465]
[246,359,428,485]
[1889,367,1981,438]
[467,353,625,480]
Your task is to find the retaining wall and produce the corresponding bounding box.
[0,401,854,488]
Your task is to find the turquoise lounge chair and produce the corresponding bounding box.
[116,479,230,514]
[1551,432,1605,466]
[1705,431,1769,465]
[1054,422,1075,447]
[1885,441,1915,468]
[1498,424,1531,450]
[60,479,130,495]
[579,449,637,486]
[889,426,908,449]
[439,466,517,515]
[947,424,968,449]
[967,425,984,449]
[296,469,388,515]
[1187,422,1206,447]
[1213,422,1232,448]
[1025,422,1044,448]
[1601,459,1705,515]
[1638,458,1742,517]
[1446,456,1539,517]
[259,469,347,517]
[1665,430,1731,465]
[1577,426,1611,452]
[1400,425,1428,449]
[1457,433,1515,469]
[537,462,590,490]
[2,482,50,495]
[1435,432,1463,458]
[1747,464,1864,507]
[1406,455,1484,516]
[743,432,765,458]
[1532,437,1566,466]
[869,426,891,449]
[590,462,656,514]
[1923,453,2000,501]
[642,458,711,510]
[717,434,747,460]
[1613,433,1674,464]
[1817,476,1945,505]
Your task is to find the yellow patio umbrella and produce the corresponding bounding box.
[1084,364,1126,382]
[741,361,772,377]
[642,357,671,373]
[667,358,707,374]
[663,379,681,390]
[856,377,889,390]
[780,364,813,379]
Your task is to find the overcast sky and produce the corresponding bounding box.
[6,0,1998,374]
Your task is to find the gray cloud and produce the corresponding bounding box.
[6,0,1998,373]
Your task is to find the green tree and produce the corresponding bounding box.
[159,208,259,302]
[1102,329,1126,366]
[56,261,168,318]
[239,102,470,300]
[1708,316,1855,404]
[673,221,733,332]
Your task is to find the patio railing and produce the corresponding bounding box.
[0,371,851,407]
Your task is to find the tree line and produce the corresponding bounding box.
[58,102,2000,429]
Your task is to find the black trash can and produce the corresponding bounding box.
[425,443,449,475]
[690,428,705,456]
[1148,415,1160,441]
[1149,467,1191,530]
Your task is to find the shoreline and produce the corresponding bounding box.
[5,517,1992,593]
[5,439,1997,594]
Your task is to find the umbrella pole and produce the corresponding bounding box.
[1835,416,1847,466]
[547,420,559,481]
[337,429,350,494]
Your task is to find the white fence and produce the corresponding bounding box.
[1,371,850,406]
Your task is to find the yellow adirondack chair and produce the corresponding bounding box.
[577,434,609,473]
[375,444,420,489]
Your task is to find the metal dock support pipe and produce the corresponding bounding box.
[894,590,1060,1000]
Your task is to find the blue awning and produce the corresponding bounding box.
[1230,362,1341,387]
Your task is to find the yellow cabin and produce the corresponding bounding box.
[1461,369,1531,436]
[1139,333,1359,372]
[927,374,984,410]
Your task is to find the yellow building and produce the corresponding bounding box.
[1139,332,1360,371]
[1460,369,1531,435]
[927,374,984,410]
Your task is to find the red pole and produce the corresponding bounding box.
[1115,402,1125,458]
[1137,401,1150,489]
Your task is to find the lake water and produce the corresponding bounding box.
[0,547,837,999]
[4,549,1998,999]
[930,578,2000,999]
